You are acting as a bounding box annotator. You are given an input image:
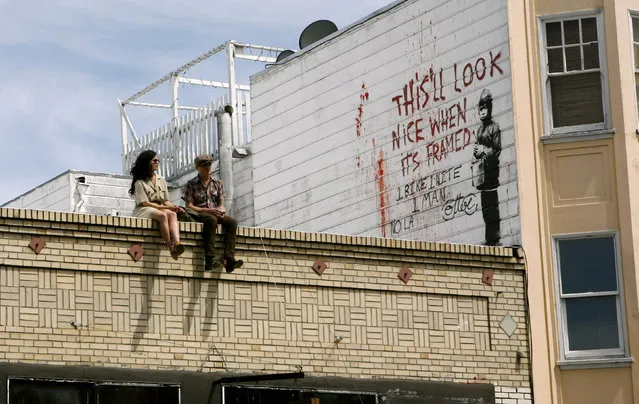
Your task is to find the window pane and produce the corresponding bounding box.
[634,45,639,69]
[565,46,582,71]
[225,386,378,404]
[548,48,564,73]
[547,22,562,46]
[558,237,617,294]
[583,43,600,69]
[550,72,604,127]
[582,18,598,43]
[97,385,180,404]
[9,380,91,404]
[564,19,580,44]
[565,296,620,351]
[633,17,639,43]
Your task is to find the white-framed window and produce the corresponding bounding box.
[553,232,628,363]
[539,11,611,136]
[631,13,639,127]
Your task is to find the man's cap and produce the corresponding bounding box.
[194,154,213,165]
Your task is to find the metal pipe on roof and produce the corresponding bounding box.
[217,106,234,216]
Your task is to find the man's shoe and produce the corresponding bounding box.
[224,257,243,273]
[204,256,222,271]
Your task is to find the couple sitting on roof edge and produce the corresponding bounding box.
[128,150,243,273]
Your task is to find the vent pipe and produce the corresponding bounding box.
[216,105,234,216]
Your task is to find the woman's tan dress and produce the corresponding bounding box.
[132,176,170,218]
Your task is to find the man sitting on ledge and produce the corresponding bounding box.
[182,154,243,272]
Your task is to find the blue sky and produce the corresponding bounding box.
[0,0,392,203]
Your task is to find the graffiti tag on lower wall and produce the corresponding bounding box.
[442,193,479,221]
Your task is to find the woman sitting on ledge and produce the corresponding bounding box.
[129,150,185,259]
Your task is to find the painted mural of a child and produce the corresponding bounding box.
[472,88,502,246]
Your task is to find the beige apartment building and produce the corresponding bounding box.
[510,0,639,403]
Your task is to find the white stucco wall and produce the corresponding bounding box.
[3,172,72,211]
[251,0,519,246]
[70,173,134,216]
[3,171,134,216]
[231,156,255,226]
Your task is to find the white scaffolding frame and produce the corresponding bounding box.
[118,40,285,176]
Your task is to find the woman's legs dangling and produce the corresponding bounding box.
[149,210,171,250]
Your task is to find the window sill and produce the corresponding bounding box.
[541,128,615,144]
[558,356,633,370]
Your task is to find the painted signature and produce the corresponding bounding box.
[442,193,478,220]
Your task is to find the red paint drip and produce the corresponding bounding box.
[355,83,369,137]
[374,151,387,237]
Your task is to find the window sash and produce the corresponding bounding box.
[545,18,599,73]
[553,232,627,360]
[547,68,602,77]
[559,294,624,357]
[540,12,609,135]
[561,290,618,299]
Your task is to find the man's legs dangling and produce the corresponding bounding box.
[220,215,242,272]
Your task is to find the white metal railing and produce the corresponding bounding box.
[119,40,284,180]
[235,89,252,146]
[122,90,252,180]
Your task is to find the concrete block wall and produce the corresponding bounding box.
[0,207,530,402]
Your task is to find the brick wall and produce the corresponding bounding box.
[0,208,531,403]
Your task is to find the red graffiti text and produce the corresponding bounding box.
[390,67,446,118]
[425,128,473,163]
[428,97,467,138]
[453,51,504,93]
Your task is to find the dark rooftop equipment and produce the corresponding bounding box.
[276,49,296,63]
[298,20,338,49]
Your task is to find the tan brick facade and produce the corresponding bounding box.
[0,208,531,403]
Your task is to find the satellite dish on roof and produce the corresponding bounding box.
[276,49,296,63]
[299,20,338,49]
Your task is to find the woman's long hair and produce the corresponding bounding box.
[129,150,157,195]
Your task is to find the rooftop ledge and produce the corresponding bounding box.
[0,207,525,297]
[0,207,519,258]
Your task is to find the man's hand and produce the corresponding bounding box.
[184,202,224,219]
[194,207,225,218]
[209,208,225,219]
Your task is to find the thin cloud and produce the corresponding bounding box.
[0,0,392,203]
